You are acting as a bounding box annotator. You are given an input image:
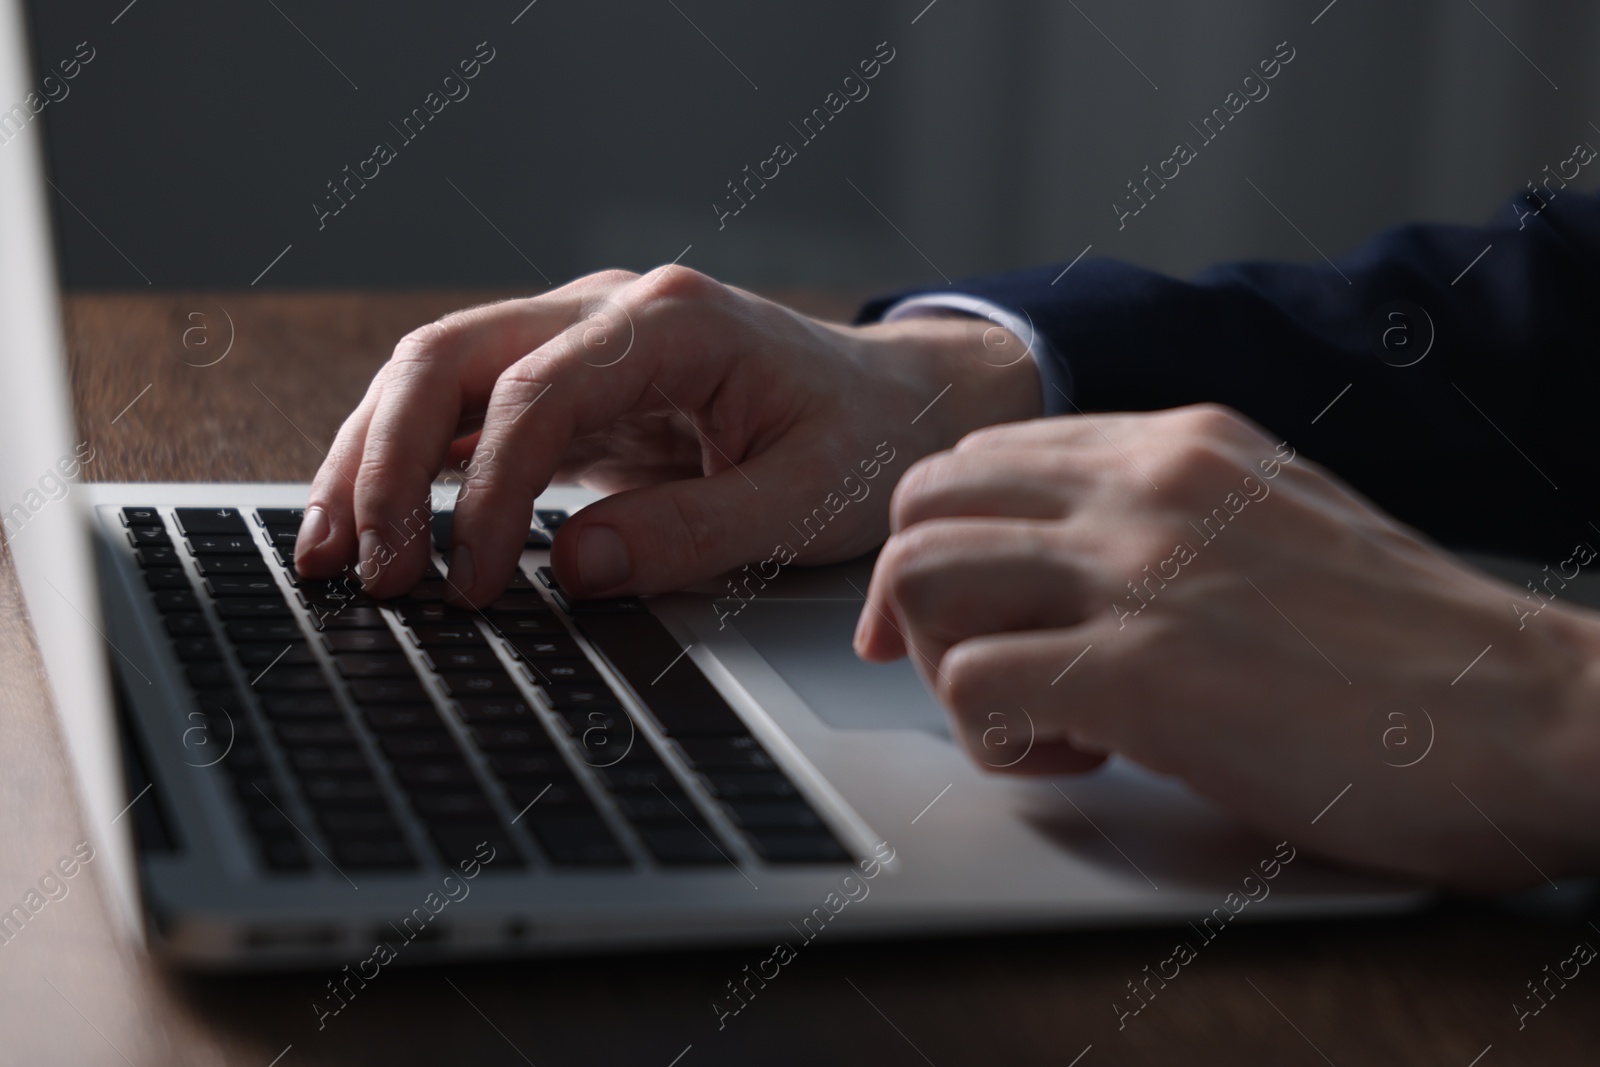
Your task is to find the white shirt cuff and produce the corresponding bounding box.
[880,293,1071,414]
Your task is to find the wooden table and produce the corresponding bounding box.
[2,291,1595,1065]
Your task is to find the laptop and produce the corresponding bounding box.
[0,1,1422,970]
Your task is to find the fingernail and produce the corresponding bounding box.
[358,529,385,589]
[448,543,475,595]
[295,505,330,560]
[576,525,631,592]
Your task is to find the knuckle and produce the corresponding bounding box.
[632,263,720,307]
[1172,402,1264,444]
[391,320,453,365]
[1149,439,1239,501]
[492,356,553,396]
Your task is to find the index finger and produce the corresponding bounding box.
[297,287,606,597]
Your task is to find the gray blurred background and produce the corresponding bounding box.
[26,0,1600,294]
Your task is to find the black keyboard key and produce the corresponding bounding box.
[535,509,568,530]
[287,747,372,775]
[226,619,303,643]
[323,629,400,653]
[487,613,564,637]
[615,789,704,822]
[187,534,258,555]
[336,653,416,678]
[426,647,505,672]
[128,526,172,547]
[150,589,200,614]
[484,592,549,614]
[486,753,573,780]
[171,636,221,661]
[144,567,192,590]
[319,606,390,630]
[540,684,619,709]
[317,810,402,836]
[745,830,849,864]
[253,666,331,691]
[430,826,525,870]
[214,598,292,619]
[411,789,495,820]
[391,602,473,626]
[724,799,824,830]
[135,546,182,568]
[438,671,519,698]
[362,705,443,732]
[469,724,555,750]
[267,529,300,549]
[301,776,387,807]
[524,813,628,866]
[553,591,649,616]
[701,771,799,799]
[378,734,462,760]
[507,634,582,659]
[676,736,777,770]
[392,761,478,787]
[234,642,316,668]
[635,824,729,865]
[175,508,248,536]
[524,659,600,685]
[553,704,632,738]
[408,623,486,647]
[194,555,269,576]
[274,721,355,746]
[593,764,678,791]
[300,577,368,603]
[260,693,342,719]
[185,662,234,688]
[348,678,429,704]
[393,580,452,603]
[524,528,552,549]
[206,575,282,597]
[505,777,589,807]
[121,506,163,527]
[255,508,305,528]
[163,613,210,638]
[576,613,746,734]
[454,697,533,723]
[331,839,417,870]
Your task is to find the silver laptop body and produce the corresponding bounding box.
[0,0,1419,971]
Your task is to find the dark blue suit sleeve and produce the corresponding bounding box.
[858,188,1600,560]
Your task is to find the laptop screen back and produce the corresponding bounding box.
[0,0,138,937]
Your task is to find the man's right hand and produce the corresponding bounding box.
[293,266,1042,605]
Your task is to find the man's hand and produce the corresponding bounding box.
[857,404,1600,889]
[295,266,1040,605]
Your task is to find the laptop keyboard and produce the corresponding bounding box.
[122,505,848,876]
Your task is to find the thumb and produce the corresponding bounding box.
[550,453,817,597]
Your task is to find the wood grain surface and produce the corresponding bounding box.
[0,291,1594,1066]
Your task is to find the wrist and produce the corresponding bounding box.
[850,314,1043,450]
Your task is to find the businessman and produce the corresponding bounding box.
[296,185,1600,891]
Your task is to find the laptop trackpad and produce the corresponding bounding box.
[728,600,952,738]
